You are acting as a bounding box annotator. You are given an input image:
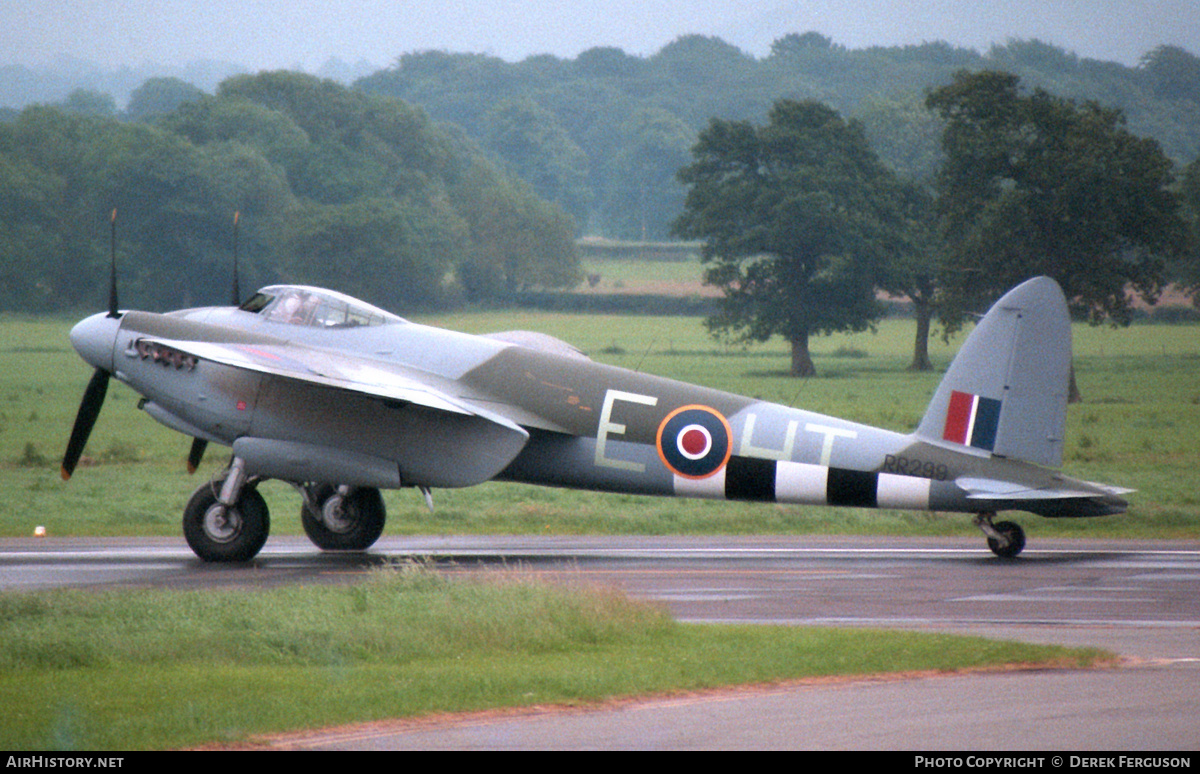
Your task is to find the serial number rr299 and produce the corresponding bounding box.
[882,454,948,481]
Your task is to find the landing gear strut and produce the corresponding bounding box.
[183,457,270,562]
[300,483,386,551]
[974,512,1026,559]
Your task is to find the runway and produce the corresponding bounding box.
[2,534,1198,749]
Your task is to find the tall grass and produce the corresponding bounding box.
[0,562,671,672]
[0,564,1106,749]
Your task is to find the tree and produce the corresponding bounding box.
[856,94,947,371]
[125,77,205,121]
[282,197,461,310]
[928,71,1187,326]
[83,119,291,309]
[0,147,64,311]
[856,92,945,183]
[453,160,581,301]
[650,35,764,125]
[482,96,590,226]
[674,100,908,377]
[55,88,117,118]
[927,71,1189,399]
[600,107,693,239]
[1140,45,1200,103]
[874,181,942,371]
[770,32,838,58]
[0,105,295,312]
[1175,156,1200,303]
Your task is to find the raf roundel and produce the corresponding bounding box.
[656,405,732,479]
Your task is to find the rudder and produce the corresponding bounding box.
[916,277,1071,468]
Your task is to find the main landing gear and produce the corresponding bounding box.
[299,483,386,551]
[182,457,387,562]
[974,512,1026,559]
[183,458,269,562]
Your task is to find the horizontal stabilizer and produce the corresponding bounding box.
[957,477,1134,501]
[956,476,1132,518]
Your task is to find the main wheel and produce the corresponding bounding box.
[183,481,270,562]
[300,485,386,551]
[987,520,1026,559]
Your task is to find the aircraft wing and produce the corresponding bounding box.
[135,335,532,488]
[140,337,478,417]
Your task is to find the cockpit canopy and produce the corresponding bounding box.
[239,285,406,328]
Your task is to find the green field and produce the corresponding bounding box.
[576,256,710,295]
[3,308,1196,541]
[0,308,1191,749]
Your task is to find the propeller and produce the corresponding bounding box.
[231,210,241,306]
[63,210,234,480]
[62,208,121,480]
[107,208,119,318]
[187,438,208,474]
[61,369,110,480]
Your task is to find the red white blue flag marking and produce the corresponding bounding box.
[942,390,1002,452]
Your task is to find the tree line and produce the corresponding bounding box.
[1,33,1198,378]
[0,72,580,314]
[357,34,1200,241]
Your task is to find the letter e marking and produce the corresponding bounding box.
[596,389,658,472]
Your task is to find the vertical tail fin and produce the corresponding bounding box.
[916,277,1071,468]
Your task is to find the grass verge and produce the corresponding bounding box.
[0,563,1109,750]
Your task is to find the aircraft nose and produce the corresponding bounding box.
[69,313,121,372]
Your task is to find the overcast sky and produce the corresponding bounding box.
[5,0,1199,71]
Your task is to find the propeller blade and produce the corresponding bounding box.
[187,437,208,474]
[61,368,110,480]
[107,208,119,318]
[231,211,241,306]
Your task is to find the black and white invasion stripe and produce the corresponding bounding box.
[673,455,933,510]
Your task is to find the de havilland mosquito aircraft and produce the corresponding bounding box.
[62,265,1131,562]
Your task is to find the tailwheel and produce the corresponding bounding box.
[974,512,1026,559]
[183,461,269,562]
[300,484,386,551]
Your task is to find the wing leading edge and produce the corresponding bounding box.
[143,337,476,416]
